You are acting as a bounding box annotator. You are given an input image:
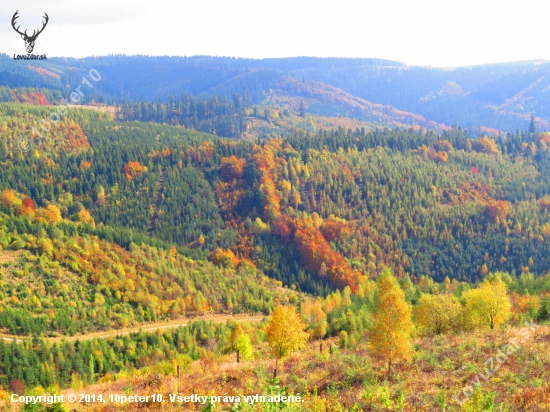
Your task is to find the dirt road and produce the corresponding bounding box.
[0,313,265,344]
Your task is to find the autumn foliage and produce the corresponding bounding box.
[536,132,550,145]
[187,141,215,164]
[271,215,294,239]
[248,140,362,292]
[208,248,240,269]
[35,205,62,224]
[22,197,36,217]
[463,275,511,330]
[80,160,92,171]
[485,199,510,220]
[123,161,147,181]
[220,155,246,180]
[1,190,61,224]
[1,189,22,211]
[322,217,350,241]
[414,293,462,335]
[433,139,453,151]
[294,217,360,292]
[369,269,413,379]
[78,208,95,227]
[11,89,51,105]
[428,146,449,163]
[473,136,499,154]
[540,197,550,211]
[266,305,309,377]
[302,300,327,340]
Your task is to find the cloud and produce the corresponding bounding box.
[0,0,143,28]
[0,0,549,66]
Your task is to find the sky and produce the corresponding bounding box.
[0,0,549,67]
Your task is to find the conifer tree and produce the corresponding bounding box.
[299,100,306,118]
[529,116,537,134]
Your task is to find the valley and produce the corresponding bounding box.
[0,55,549,411]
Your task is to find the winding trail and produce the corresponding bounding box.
[0,314,265,344]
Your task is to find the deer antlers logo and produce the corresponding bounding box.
[11,11,49,54]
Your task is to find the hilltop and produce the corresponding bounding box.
[1,55,549,133]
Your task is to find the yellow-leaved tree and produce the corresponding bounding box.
[369,268,413,380]
[96,185,106,205]
[266,305,309,378]
[234,334,253,362]
[229,323,253,362]
[463,274,511,330]
[302,300,327,342]
[414,293,462,335]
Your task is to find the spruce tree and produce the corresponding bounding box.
[529,116,537,134]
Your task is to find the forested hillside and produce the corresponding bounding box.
[117,93,247,138]
[0,196,283,336]
[1,70,550,410]
[1,54,549,133]
[2,101,550,298]
[287,59,550,132]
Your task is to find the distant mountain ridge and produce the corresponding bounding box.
[1,54,548,133]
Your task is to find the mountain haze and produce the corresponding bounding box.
[1,55,549,133]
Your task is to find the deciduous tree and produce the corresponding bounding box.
[414,293,462,335]
[369,268,413,379]
[266,305,308,378]
[234,334,253,362]
[302,300,327,340]
[463,275,511,330]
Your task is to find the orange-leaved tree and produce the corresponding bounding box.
[208,248,240,269]
[266,305,309,378]
[485,200,509,221]
[220,155,246,180]
[369,268,413,380]
[123,161,147,181]
[473,136,499,154]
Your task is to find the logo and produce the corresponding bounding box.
[11,10,49,54]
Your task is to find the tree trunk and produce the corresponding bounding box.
[274,358,278,378]
[320,342,323,353]
[388,360,392,381]
[236,349,240,363]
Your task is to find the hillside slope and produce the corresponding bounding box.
[2,55,549,132]
[3,102,550,297]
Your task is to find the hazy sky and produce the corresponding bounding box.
[1,0,548,67]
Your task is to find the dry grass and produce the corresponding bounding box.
[0,249,22,265]
[1,325,549,411]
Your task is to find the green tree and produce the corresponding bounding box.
[299,100,306,117]
[234,334,253,362]
[529,116,537,134]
